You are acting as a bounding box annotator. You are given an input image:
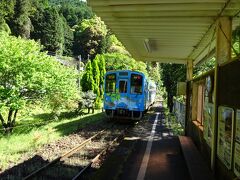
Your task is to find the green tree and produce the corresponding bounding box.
[55,0,94,27]
[97,55,106,98]
[73,16,107,59]
[0,0,15,19]
[0,19,11,34]
[92,56,103,108]
[147,62,163,93]
[105,33,130,55]
[31,7,64,54]
[9,0,31,38]
[103,53,148,76]
[81,60,95,92]
[0,32,78,132]
[92,58,100,95]
[0,0,15,32]
[61,16,74,56]
[161,63,186,112]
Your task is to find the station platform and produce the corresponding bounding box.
[92,102,215,180]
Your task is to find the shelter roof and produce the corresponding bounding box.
[88,0,240,64]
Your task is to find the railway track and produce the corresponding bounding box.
[22,125,130,180]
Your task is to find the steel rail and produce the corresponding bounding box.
[72,127,129,180]
[23,129,105,180]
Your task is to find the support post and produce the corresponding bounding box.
[211,17,232,171]
[185,59,193,135]
[186,59,193,81]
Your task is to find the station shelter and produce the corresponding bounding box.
[88,0,240,179]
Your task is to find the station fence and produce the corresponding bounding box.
[173,100,186,127]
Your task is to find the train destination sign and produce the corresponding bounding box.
[106,74,116,80]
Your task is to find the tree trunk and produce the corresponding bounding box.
[0,113,7,129]
[0,109,19,133]
[7,108,14,126]
[167,94,174,113]
[12,109,18,127]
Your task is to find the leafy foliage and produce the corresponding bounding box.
[8,0,31,38]
[103,53,148,75]
[81,60,95,92]
[233,26,240,57]
[0,19,11,34]
[50,0,94,27]
[147,62,162,91]
[97,55,106,98]
[193,57,215,77]
[91,57,101,108]
[105,33,130,55]
[31,7,64,54]
[79,91,96,113]
[161,64,186,112]
[0,32,78,132]
[0,0,15,19]
[73,16,108,59]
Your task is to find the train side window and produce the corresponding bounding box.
[105,74,116,93]
[119,80,128,93]
[131,74,143,94]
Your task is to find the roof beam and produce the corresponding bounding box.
[109,26,208,31]
[140,56,187,64]
[92,3,240,12]
[88,0,227,6]
[117,35,201,40]
[102,16,215,22]
[98,11,221,17]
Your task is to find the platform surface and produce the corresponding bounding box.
[94,102,214,180]
[120,103,190,180]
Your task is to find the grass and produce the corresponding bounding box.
[165,110,184,136]
[160,100,184,136]
[0,109,105,171]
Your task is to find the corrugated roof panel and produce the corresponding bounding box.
[88,0,240,64]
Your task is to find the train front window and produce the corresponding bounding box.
[105,74,116,93]
[131,74,143,94]
[119,80,128,93]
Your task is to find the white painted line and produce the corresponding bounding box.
[136,113,160,180]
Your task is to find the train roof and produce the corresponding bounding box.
[105,70,145,76]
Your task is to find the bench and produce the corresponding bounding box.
[179,136,215,180]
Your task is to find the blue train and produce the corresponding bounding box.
[103,70,156,120]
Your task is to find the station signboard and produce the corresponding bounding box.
[234,110,240,177]
[217,106,234,170]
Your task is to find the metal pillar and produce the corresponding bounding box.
[211,17,232,171]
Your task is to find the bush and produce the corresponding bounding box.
[78,91,96,114]
[0,32,79,132]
